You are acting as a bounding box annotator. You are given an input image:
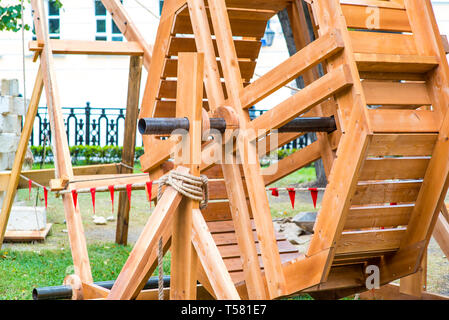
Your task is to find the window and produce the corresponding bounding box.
[48,0,60,39]
[160,1,164,15]
[95,0,123,41]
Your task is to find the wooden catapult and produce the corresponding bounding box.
[1,0,449,300]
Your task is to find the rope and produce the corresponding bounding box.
[254,72,300,92]
[157,171,209,209]
[20,0,27,116]
[133,0,160,20]
[158,237,164,300]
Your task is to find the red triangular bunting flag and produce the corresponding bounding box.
[287,188,296,209]
[28,180,32,200]
[146,181,153,207]
[126,184,132,207]
[108,185,114,214]
[390,202,397,206]
[43,187,48,209]
[309,188,318,209]
[71,190,78,209]
[90,188,96,215]
[269,188,279,197]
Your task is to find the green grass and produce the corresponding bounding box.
[269,166,316,187]
[0,243,172,300]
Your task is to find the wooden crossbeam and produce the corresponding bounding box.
[29,40,144,56]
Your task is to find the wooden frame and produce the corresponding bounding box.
[3,0,449,300]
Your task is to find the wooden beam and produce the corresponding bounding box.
[31,0,93,283]
[359,283,449,300]
[29,40,144,56]
[107,167,188,299]
[192,209,240,299]
[170,53,203,300]
[116,55,143,246]
[101,0,153,70]
[239,29,344,109]
[0,66,43,247]
[207,0,287,298]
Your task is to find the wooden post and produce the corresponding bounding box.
[116,55,143,245]
[170,52,204,300]
[31,0,93,283]
[0,67,44,247]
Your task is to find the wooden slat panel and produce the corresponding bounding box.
[336,228,406,255]
[363,81,431,106]
[219,0,290,11]
[350,31,418,55]
[367,134,438,156]
[167,37,262,60]
[153,100,209,117]
[359,157,430,180]
[172,14,268,38]
[201,201,254,222]
[345,204,413,230]
[359,71,425,81]
[341,4,411,32]
[352,181,421,205]
[207,219,255,233]
[218,240,299,259]
[212,230,286,246]
[224,252,300,273]
[355,53,438,74]
[340,0,405,9]
[163,58,256,80]
[369,110,440,133]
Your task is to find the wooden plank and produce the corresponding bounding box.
[4,223,52,242]
[433,213,449,260]
[341,4,411,32]
[217,240,299,259]
[340,0,405,9]
[0,67,43,247]
[162,58,256,81]
[173,12,268,38]
[345,204,413,230]
[101,0,153,70]
[208,0,287,298]
[167,37,261,60]
[369,110,440,133]
[352,181,422,205]
[31,0,93,284]
[336,228,406,255]
[116,56,143,246]
[359,283,449,300]
[192,209,240,299]
[359,157,430,181]
[170,53,204,300]
[355,53,438,74]
[29,40,144,56]
[250,65,353,136]
[239,30,344,109]
[350,30,418,55]
[363,81,431,106]
[367,134,437,156]
[224,252,301,273]
[107,167,187,300]
[442,35,449,54]
[220,0,290,11]
[359,71,426,81]
[213,231,286,247]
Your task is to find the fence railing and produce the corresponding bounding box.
[30,104,310,150]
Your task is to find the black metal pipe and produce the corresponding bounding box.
[32,275,172,300]
[139,116,336,135]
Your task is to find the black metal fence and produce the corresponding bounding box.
[30,104,310,150]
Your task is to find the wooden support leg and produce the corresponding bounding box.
[170,52,203,300]
[400,248,427,297]
[116,55,143,245]
[0,66,44,247]
[192,209,240,300]
[31,0,92,283]
[107,168,187,300]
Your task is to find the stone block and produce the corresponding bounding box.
[0,96,28,116]
[0,114,21,134]
[0,152,16,170]
[1,79,19,97]
[0,133,20,153]
[6,206,47,231]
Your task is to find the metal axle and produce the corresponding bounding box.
[138,116,336,135]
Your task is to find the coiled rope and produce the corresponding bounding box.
[157,171,209,210]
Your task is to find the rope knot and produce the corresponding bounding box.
[157,170,209,209]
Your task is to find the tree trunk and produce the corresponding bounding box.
[277,6,327,186]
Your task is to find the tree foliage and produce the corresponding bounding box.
[0,0,62,32]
